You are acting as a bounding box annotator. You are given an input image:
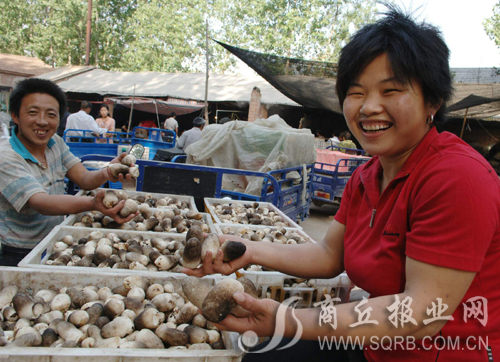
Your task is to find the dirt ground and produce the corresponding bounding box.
[299,202,339,242]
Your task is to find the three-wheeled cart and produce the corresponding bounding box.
[312,154,369,206]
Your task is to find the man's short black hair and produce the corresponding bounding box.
[170,112,176,117]
[339,131,352,140]
[336,8,452,123]
[9,78,67,119]
[81,101,92,111]
[193,117,206,127]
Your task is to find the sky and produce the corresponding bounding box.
[399,0,500,68]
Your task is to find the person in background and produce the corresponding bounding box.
[314,129,329,150]
[138,120,157,128]
[164,112,178,135]
[337,130,357,152]
[56,106,70,137]
[330,129,341,148]
[0,78,137,266]
[183,9,500,361]
[65,101,107,142]
[298,112,311,129]
[95,104,116,144]
[177,117,205,151]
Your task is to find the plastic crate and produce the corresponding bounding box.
[19,226,188,275]
[237,270,353,309]
[0,267,243,361]
[204,197,302,229]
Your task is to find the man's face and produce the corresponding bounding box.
[11,93,60,150]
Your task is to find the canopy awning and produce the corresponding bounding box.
[106,97,205,116]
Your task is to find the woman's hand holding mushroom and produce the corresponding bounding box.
[91,190,138,224]
[212,292,280,337]
[181,235,253,277]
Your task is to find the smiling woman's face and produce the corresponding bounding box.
[11,92,59,152]
[343,53,438,161]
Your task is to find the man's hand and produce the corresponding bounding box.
[105,152,135,183]
[92,189,137,224]
[181,235,253,277]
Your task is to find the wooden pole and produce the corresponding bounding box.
[459,108,469,139]
[85,0,92,66]
[204,17,209,123]
[127,84,136,133]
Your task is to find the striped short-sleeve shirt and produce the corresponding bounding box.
[0,129,80,249]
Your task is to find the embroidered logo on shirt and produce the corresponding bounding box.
[382,224,400,238]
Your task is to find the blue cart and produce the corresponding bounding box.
[312,157,369,206]
[68,155,313,222]
[63,127,176,159]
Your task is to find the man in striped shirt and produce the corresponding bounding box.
[0,78,136,266]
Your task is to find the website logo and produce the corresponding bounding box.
[238,296,303,353]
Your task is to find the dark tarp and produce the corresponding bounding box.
[446,83,500,119]
[218,41,500,120]
[215,40,341,113]
[446,94,500,112]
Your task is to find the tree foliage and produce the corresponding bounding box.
[0,0,377,73]
[484,1,500,54]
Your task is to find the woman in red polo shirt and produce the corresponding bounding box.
[184,9,500,362]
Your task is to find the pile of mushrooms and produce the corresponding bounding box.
[46,227,246,272]
[74,190,208,233]
[219,226,309,244]
[210,202,292,226]
[84,190,193,211]
[0,275,238,349]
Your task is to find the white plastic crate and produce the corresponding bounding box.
[237,270,353,309]
[19,226,188,276]
[0,267,243,361]
[74,188,198,212]
[204,197,302,229]
[213,224,315,244]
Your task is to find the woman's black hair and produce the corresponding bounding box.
[9,78,67,119]
[336,8,453,123]
[100,104,109,111]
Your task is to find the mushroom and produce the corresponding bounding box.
[101,316,134,338]
[180,238,202,269]
[220,240,246,262]
[181,277,214,310]
[155,324,188,346]
[103,190,119,208]
[151,294,175,313]
[202,279,244,323]
[175,302,198,325]
[12,293,34,319]
[134,307,161,330]
[56,321,84,343]
[201,233,220,261]
[119,199,139,218]
[134,329,164,349]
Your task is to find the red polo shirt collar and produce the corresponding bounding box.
[359,127,440,206]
